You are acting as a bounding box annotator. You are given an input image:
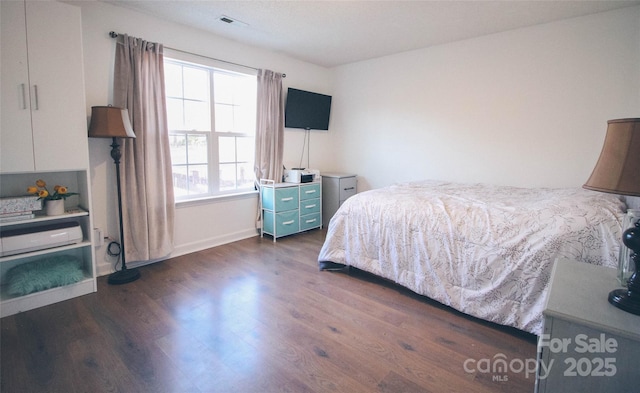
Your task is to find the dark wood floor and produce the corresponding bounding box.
[1,229,537,392]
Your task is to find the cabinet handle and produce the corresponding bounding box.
[283,220,295,225]
[20,84,27,109]
[305,204,317,209]
[281,197,293,202]
[344,187,355,191]
[305,218,317,224]
[305,190,316,194]
[33,85,39,110]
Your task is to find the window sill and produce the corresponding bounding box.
[175,190,258,208]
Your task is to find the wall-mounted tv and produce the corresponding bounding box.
[284,88,332,131]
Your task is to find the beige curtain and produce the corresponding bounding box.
[113,34,175,262]
[254,69,285,184]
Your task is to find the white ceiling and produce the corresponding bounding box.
[100,0,640,68]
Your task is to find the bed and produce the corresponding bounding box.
[318,180,626,335]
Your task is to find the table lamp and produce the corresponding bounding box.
[583,118,640,314]
[88,105,140,284]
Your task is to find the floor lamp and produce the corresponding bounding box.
[88,106,141,285]
[583,118,640,314]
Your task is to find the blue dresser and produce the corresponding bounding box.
[260,180,322,241]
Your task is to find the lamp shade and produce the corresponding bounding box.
[583,118,640,197]
[88,106,136,139]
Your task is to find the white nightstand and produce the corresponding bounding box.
[321,173,357,227]
[536,259,640,392]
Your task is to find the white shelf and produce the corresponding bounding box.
[0,240,92,263]
[0,277,95,317]
[0,206,88,228]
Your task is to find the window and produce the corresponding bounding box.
[164,57,257,200]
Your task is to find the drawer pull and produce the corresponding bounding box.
[33,85,39,110]
[305,204,317,209]
[344,187,355,191]
[283,220,295,225]
[20,84,27,109]
[281,197,294,202]
[305,190,317,194]
[305,218,317,224]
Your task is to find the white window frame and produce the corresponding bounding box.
[164,50,258,202]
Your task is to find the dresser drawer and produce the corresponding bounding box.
[339,177,357,201]
[300,183,321,201]
[300,212,321,231]
[262,186,299,212]
[263,209,299,237]
[300,198,320,215]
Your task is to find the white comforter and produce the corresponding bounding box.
[318,180,625,335]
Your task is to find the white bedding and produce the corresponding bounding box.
[318,180,626,335]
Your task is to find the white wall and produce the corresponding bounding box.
[74,2,640,272]
[329,6,640,191]
[72,1,333,274]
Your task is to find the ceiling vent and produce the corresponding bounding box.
[218,15,248,27]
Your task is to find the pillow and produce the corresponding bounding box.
[5,255,84,296]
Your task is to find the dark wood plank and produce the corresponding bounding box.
[0,229,536,392]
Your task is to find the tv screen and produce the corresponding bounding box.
[285,88,332,131]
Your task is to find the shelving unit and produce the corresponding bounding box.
[1,0,94,318]
[260,179,322,241]
[0,171,96,318]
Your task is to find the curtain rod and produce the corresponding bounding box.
[109,31,285,77]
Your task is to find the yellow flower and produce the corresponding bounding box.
[29,179,78,200]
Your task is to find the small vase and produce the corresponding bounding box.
[45,199,65,216]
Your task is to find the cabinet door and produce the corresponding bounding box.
[26,0,88,171]
[0,0,35,172]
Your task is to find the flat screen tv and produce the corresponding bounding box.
[285,88,332,131]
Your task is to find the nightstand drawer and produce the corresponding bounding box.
[300,183,320,201]
[300,198,320,215]
[300,213,321,231]
[339,177,357,201]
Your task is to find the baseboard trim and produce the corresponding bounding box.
[166,228,259,260]
[96,229,260,276]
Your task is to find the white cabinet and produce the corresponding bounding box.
[260,180,322,241]
[0,0,95,317]
[321,173,357,227]
[536,259,639,392]
[1,0,88,173]
[0,171,96,317]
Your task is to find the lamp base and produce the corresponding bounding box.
[108,267,141,285]
[608,288,640,315]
